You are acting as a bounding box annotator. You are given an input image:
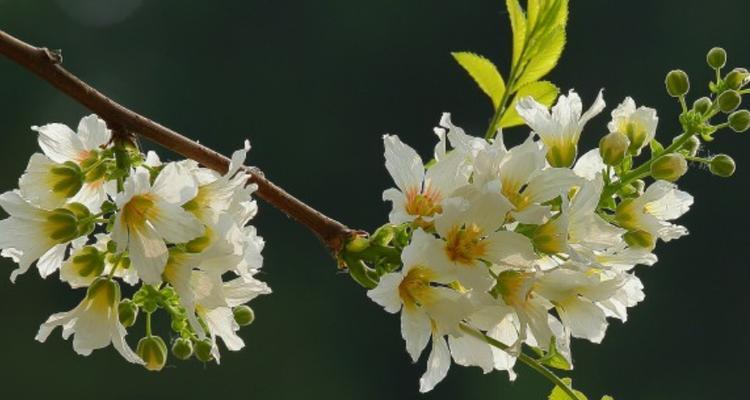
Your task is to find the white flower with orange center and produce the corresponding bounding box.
[35,278,142,364]
[367,229,473,392]
[428,184,537,290]
[111,164,204,285]
[24,115,115,212]
[517,89,606,168]
[382,134,470,226]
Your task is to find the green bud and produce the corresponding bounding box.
[118,299,138,327]
[599,132,629,166]
[725,68,750,90]
[665,69,690,97]
[46,208,79,242]
[650,153,688,182]
[677,135,701,157]
[194,339,214,363]
[137,336,168,371]
[729,110,750,133]
[624,230,655,249]
[693,97,712,115]
[632,179,646,195]
[49,161,84,198]
[709,154,736,177]
[172,338,193,360]
[370,225,396,247]
[706,47,727,69]
[717,89,741,113]
[233,305,255,326]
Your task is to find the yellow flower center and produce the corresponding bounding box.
[532,217,567,254]
[398,266,436,310]
[405,185,442,218]
[444,223,487,265]
[121,194,158,230]
[183,186,210,220]
[622,121,647,153]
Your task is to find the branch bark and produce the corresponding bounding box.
[0,29,355,255]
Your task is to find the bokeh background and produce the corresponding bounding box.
[1,1,749,399]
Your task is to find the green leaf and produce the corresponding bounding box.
[500,81,559,127]
[536,336,572,370]
[515,26,566,89]
[527,0,541,30]
[506,0,527,67]
[452,52,506,108]
[548,378,588,400]
[601,396,615,400]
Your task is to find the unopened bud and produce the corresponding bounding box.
[118,299,138,327]
[599,132,629,166]
[717,90,741,113]
[171,338,193,360]
[49,161,84,198]
[632,179,646,195]
[678,135,701,157]
[709,154,736,177]
[137,336,168,371]
[70,246,106,280]
[665,70,690,97]
[651,153,688,182]
[194,339,214,362]
[233,305,255,326]
[693,97,712,115]
[46,208,79,242]
[725,68,750,90]
[729,110,750,133]
[707,47,727,69]
[624,230,655,249]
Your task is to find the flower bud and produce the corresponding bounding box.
[709,154,736,177]
[194,339,214,362]
[707,47,727,69]
[632,179,646,195]
[46,208,80,242]
[233,305,255,326]
[49,161,84,198]
[728,110,750,133]
[118,299,138,328]
[599,132,629,166]
[717,89,741,113]
[171,338,193,360]
[137,336,168,371]
[171,318,187,333]
[650,153,688,182]
[624,230,655,249]
[693,97,712,115]
[725,68,750,90]
[677,135,701,157]
[665,70,690,97]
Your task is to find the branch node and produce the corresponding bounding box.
[41,47,62,64]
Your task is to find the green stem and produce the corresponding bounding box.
[460,324,582,400]
[599,131,695,203]
[145,311,153,337]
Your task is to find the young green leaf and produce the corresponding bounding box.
[548,378,588,400]
[452,52,506,108]
[515,26,566,89]
[506,0,527,67]
[500,81,559,127]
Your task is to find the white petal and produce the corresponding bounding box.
[205,307,244,351]
[33,123,85,163]
[484,231,537,267]
[76,115,111,150]
[128,223,168,285]
[419,335,451,393]
[367,272,403,314]
[37,243,66,278]
[448,333,493,373]
[401,308,431,362]
[152,162,198,205]
[558,297,608,343]
[150,199,204,244]
[383,134,424,193]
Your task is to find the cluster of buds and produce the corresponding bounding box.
[341,48,746,392]
[0,115,270,370]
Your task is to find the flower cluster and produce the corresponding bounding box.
[351,75,744,392]
[0,115,270,369]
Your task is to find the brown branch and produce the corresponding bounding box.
[0,29,356,255]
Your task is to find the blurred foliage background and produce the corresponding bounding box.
[1,1,749,399]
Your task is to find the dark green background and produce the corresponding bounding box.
[1,1,748,399]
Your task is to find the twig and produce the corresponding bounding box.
[0,29,355,255]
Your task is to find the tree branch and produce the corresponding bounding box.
[0,29,355,255]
